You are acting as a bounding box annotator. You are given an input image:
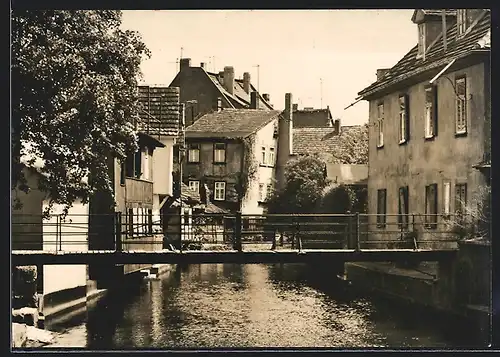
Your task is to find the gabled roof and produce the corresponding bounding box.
[169,66,274,110]
[359,10,490,99]
[137,85,179,137]
[411,9,456,23]
[185,109,281,139]
[181,182,201,203]
[293,125,368,164]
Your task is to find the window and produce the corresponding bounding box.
[214,143,226,163]
[398,95,410,144]
[376,189,387,228]
[455,76,467,135]
[188,143,200,163]
[214,181,226,201]
[398,186,409,229]
[377,103,384,148]
[258,183,264,202]
[188,180,200,194]
[125,150,142,179]
[269,147,275,166]
[425,184,438,229]
[417,23,426,58]
[261,146,267,165]
[267,183,273,200]
[425,86,438,138]
[443,181,451,217]
[455,183,467,216]
[457,9,468,36]
[120,161,126,185]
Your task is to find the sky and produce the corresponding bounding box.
[121,10,417,126]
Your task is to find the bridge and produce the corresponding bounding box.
[12,212,460,266]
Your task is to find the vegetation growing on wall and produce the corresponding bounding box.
[12,266,38,309]
[317,184,368,214]
[447,185,491,241]
[234,134,258,207]
[330,123,369,165]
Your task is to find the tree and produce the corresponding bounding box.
[268,155,329,214]
[331,123,368,164]
[12,10,150,215]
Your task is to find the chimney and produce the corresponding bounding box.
[223,66,235,95]
[276,93,293,191]
[180,58,191,72]
[293,103,298,111]
[200,62,206,69]
[250,92,260,109]
[243,72,251,94]
[334,119,341,135]
[376,69,390,81]
[262,93,270,102]
[218,71,224,86]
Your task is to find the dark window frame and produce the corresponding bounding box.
[376,189,387,228]
[425,184,438,229]
[424,85,438,139]
[213,142,227,164]
[398,186,409,229]
[398,94,410,145]
[455,75,468,136]
[187,143,201,163]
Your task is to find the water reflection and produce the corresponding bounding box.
[46,264,476,349]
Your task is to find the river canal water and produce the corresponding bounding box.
[45,263,480,349]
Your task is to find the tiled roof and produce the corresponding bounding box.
[293,125,368,164]
[204,202,229,214]
[181,182,201,203]
[185,109,281,139]
[137,86,180,137]
[206,71,273,110]
[359,10,490,98]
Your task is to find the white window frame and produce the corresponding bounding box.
[268,147,275,166]
[457,9,467,36]
[455,76,467,135]
[398,95,407,144]
[142,147,150,180]
[188,144,200,163]
[377,103,384,148]
[425,86,435,138]
[214,181,226,201]
[443,181,451,217]
[261,146,267,165]
[214,143,226,163]
[188,180,200,194]
[258,183,264,202]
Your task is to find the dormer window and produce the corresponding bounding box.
[417,23,426,58]
[457,9,468,36]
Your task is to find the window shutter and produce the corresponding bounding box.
[404,94,410,141]
[432,86,438,136]
[398,188,403,225]
[432,184,438,215]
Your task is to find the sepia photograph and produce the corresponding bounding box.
[11,8,492,350]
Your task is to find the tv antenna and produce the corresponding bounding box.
[252,64,260,92]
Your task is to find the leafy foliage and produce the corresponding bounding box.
[268,155,329,214]
[12,10,150,216]
[234,135,258,206]
[318,184,367,214]
[447,185,491,240]
[331,124,369,164]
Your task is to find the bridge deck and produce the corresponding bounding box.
[12,248,458,265]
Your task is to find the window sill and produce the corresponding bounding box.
[424,135,435,141]
[187,161,200,164]
[213,162,227,165]
[376,145,384,150]
[125,176,153,184]
[259,164,274,168]
[398,139,407,146]
[213,198,225,202]
[376,225,386,229]
[455,131,468,137]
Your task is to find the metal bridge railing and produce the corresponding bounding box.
[11,212,466,254]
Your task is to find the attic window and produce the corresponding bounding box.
[457,9,468,36]
[417,23,426,58]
